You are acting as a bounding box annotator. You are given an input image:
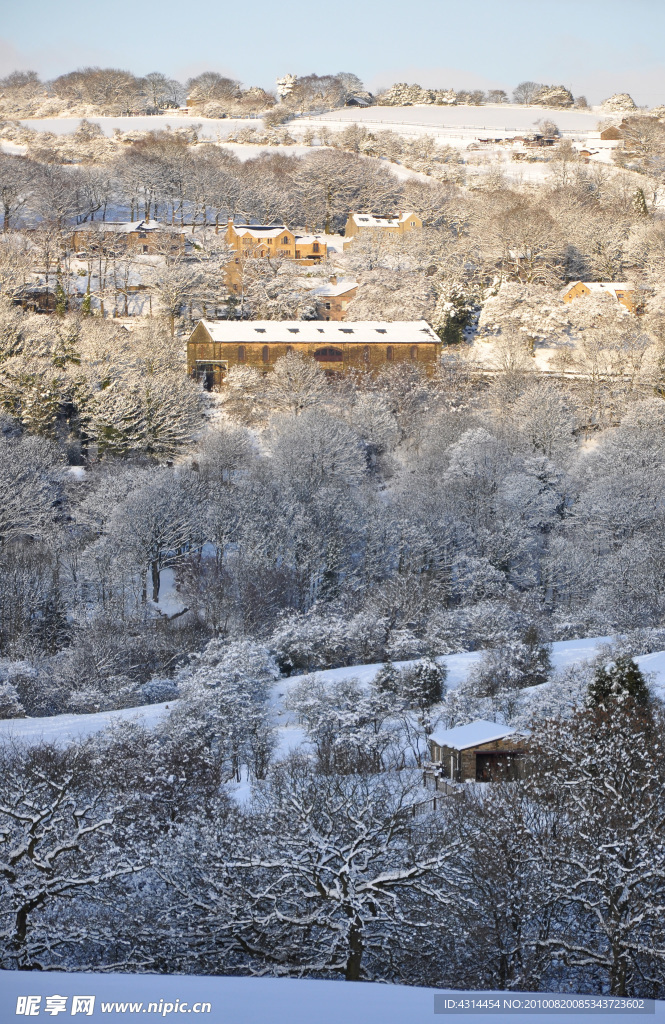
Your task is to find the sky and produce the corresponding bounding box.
[1,0,665,106]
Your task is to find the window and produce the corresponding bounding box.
[238,345,245,363]
[283,236,289,244]
[312,243,319,253]
[313,347,343,362]
[262,345,270,363]
[138,232,147,238]
[266,238,273,245]
[386,346,394,361]
[325,303,331,310]
[142,245,148,253]
[410,345,418,360]
[295,250,301,259]
[410,221,416,227]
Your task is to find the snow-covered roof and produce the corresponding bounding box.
[310,277,358,297]
[293,233,327,244]
[429,720,528,750]
[565,281,635,296]
[350,211,417,228]
[233,225,290,239]
[75,219,179,234]
[197,320,439,344]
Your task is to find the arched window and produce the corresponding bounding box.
[313,347,343,362]
[363,345,370,364]
[262,345,270,363]
[237,345,246,363]
[410,345,418,360]
[386,345,394,361]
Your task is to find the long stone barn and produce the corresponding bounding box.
[187,320,442,388]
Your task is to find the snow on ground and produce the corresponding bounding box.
[635,650,665,702]
[299,103,604,138]
[1,970,659,1024]
[150,567,187,619]
[19,115,264,139]
[0,635,634,751]
[0,701,172,746]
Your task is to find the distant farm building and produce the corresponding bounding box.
[599,125,624,141]
[187,319,441,388]
[562,281,636,312]
[343,211,422,243]
[225,219,328,291]
[428,720,529,783]
[310,276,358,320]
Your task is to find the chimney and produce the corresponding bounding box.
[330,275,337,285]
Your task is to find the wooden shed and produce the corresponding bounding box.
[428,720,529,783]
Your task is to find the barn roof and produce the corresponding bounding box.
[429,720,529,750]
[196,320,440,344]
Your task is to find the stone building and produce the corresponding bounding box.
[72,220,186,255]
[428,720,529,783]
[343,210,422,244]
[187,319,441,388]
[225,219,328,291]
[310,276,358,320]
[562,280,636,313]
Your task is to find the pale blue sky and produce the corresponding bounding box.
[2,0,665,105]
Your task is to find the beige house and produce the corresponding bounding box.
[562,281,636,313]
[225,219,328,290]
[343,210,422,244]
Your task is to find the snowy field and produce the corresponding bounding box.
[1,971,660,1024]
[0,635,629,751]
[297,103,604,139]
[16,104,605,147]
[19,115,263,139]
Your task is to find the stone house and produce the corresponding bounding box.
[225,220,328,291]
[187,319,441,388]
[310,276,358,320]
[343,211,422,244]
[562,280,636,313]
[71,220,186,255]
[428,720,529,783]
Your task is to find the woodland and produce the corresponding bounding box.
[1,72,665,997]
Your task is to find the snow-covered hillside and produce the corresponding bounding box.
[0,635,633,751]
[1,970,660,1024]
[299,103,603,140]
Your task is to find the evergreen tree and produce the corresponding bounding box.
[588,655,651,711]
